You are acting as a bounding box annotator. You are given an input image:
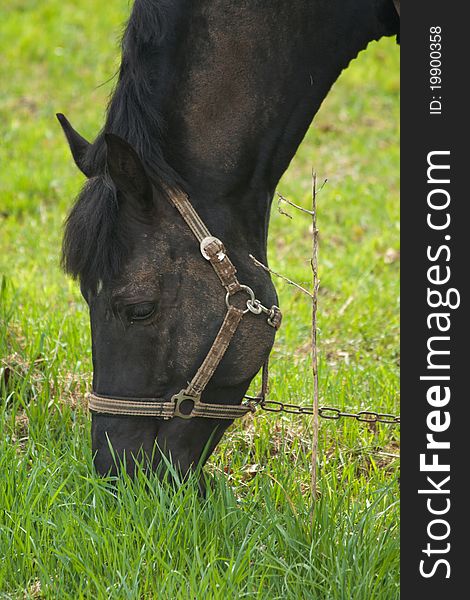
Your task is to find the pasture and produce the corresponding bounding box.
[0,1,399,598]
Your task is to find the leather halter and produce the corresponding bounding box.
[88,189,282,420]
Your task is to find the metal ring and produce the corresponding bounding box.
[225,285,256,314]
[246,299,263,315]
[172,391,200,419]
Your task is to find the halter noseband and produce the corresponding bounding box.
[88,189,282,420]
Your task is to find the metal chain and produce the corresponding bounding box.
[245,397,400,425]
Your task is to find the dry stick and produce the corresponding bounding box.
[277,182,327,218]
[310,172,321,506]
[250,176,323,509]
[277,192,314,216]
[249,255,314,299]
[278,177,322,505]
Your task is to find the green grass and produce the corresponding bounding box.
[0,1,399,598]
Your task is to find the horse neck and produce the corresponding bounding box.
[107,0,398,259]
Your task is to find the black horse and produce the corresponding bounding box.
[58,0,399,480]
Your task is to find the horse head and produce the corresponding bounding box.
[58,0,399,481]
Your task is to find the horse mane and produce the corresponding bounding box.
[62,0,184,292]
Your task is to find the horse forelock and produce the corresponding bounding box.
[62,177,123,293]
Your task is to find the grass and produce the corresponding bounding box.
[0,1,399,598]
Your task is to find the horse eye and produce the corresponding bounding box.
[127,302,156,321]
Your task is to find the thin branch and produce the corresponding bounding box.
[257,176,325,516]
[249,254,314,299]
[277,196,293,219]
[277,192,314,216]
[310,172,321,507]
[277,178,327,219]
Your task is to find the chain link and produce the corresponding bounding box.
[245,397,400,425]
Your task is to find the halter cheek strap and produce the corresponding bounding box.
[88,189,282,420]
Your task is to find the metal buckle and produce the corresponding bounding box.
[267,305,282,328]
[172,390,200,419]
[200,236,226,261]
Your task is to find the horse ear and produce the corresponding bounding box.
[56,113,94,178]
[104,133,152,204]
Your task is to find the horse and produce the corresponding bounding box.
[58,0,399,482]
